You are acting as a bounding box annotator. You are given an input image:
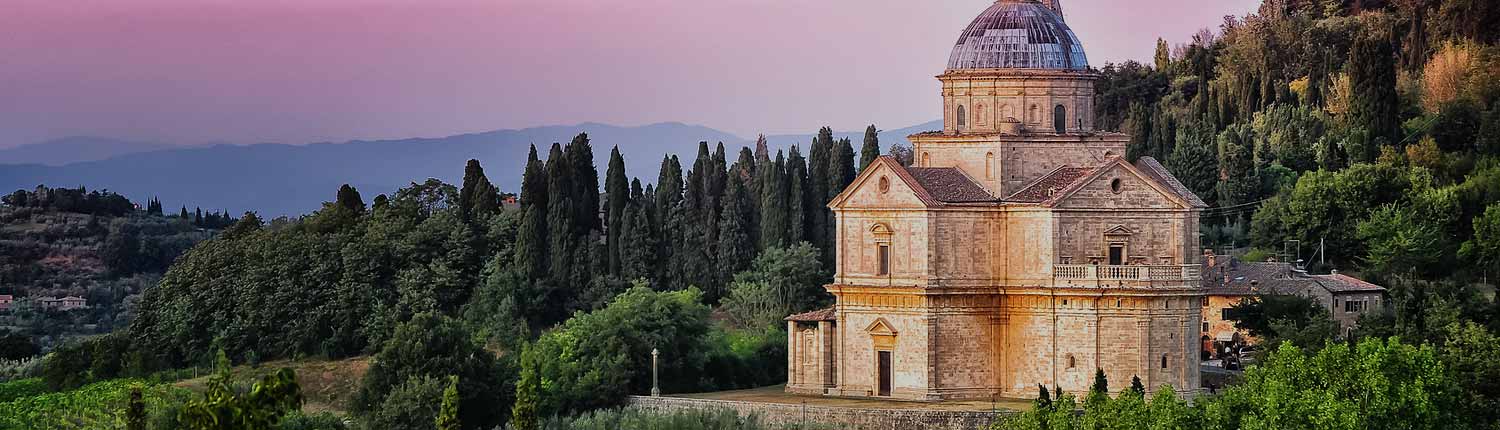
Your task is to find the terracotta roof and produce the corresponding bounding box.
[1007,166,1093,203]
[1202,260,1385,296]
[786,307,837,322]
[905,167,997,203]
[1134,157,1208,208]
[1312,274,1386,293]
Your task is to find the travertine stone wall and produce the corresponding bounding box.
[910,134,1128,198]
[626,396,1011,430]
[941,70,1096,135]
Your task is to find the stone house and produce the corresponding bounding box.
[1200,255,1386,350]
[787,0,1207,401]
[39,296,88,311]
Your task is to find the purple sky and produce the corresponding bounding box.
[0,0,1259,149]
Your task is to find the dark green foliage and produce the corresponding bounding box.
[0,378,48,403]
[0,185,134,216]
[605,147,630,276]
[458,159,499,223]
[368,375,444,430]
[805,128,833,257]
[1091,369,1107,395]
[859,125,880,172]
[336,184,366,215]
[354,313,514,430]
[1348,19,1401,144]
[1035,384,1051,409]
[784,146,810,244]
[715,174,754,296]
[0,331,39,361]
[537,408,782,430]
[1479,102,1500,154]
[757,151,789,250]
[1129,376,1144,395]
[1228,294,1334,345]
[528,287,711,415]
[127,385,145,430]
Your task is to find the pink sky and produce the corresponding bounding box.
[0,0,1260,148]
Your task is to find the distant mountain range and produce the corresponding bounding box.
[0,120,940,216]
[0,137,179,166]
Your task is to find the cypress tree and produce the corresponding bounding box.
[703,143,729,279]
[674,142,713,290]
[620,179,656,281]
[1036,384,1052,409]
[566,133,600,234]
[436,375,460,430]
[785,145,810,243]
[605,147,630,275]
[859,125,881,172]
[654,155,684,286]
[515,145,550,281]
[546,143,576,289]
[178,206,189,219]
[823,136,856,262]
[1348,21,1400,146]
[759,151,790,250]
[457,159,492,221]
[1091,368,1108,394]
[1130,375,1146,394]
[473,181,499,220]
[806,128,833,254]
[336,184,365,215]
[734,146,761,246]
[715,173,754,301]
[194,208,203,226]
[373,194,389,212]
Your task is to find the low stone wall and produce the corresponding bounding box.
[626,396,1011,430]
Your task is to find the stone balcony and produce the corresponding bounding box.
[1052,264,1203,289]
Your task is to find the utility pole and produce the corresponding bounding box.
[651,348,660,397]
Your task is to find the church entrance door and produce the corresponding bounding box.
[877,351,893,396]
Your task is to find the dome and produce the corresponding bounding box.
[946,0,1089,71]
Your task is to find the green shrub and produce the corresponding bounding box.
[368,376,444,430]
[0,378,48,403]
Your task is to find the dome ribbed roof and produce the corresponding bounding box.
[947,0,1089,71]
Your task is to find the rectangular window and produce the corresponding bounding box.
[877,244,890,276]
[1108,245,1125,265]
[1202,322,1210,332]
[1200,297,1209,307]
[1221,308,1232,320]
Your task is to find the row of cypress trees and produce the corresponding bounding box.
[510,125,883,303]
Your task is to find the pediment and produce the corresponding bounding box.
[1104,225,1134,236]
[865,318,898,336]
[828,157,933,209]
[1051,161,1191,210]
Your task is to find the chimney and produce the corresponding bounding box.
[1204,249,1217,268]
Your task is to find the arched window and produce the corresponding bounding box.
[1161,354,1169,369]
[985,152,995,180]
[956,105,967,129]
[975,104,985,125]
[1054,104,1067,133]
[921,152,931,167]
[1066,355,1076,369]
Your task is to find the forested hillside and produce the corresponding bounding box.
[0,186,228,354]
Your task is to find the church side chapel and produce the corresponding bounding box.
[786,0,1207,401]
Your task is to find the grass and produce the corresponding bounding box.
[173,356,371,415]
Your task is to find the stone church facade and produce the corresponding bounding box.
[786,0,1206,401]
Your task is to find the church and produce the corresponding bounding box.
[786,0,1206,401]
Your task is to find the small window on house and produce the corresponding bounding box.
[956,105,967,129]
[1062,299,1069,306]
[1202,322,1210,332]
[1067,355,1076,369]
[1161,355,1168,369]
[1222,309,1232,320]
[1200,297,1209,307]
[1116,299,1123,307]
[878,176,890,193]
[922,152,931,167]
[1110,178,1123,194]
[877,244,891,276]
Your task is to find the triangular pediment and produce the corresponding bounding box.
[1050,158,1192,210]
[1104,225,1134,235]
[828,157,934,209]
[865,318,898,336]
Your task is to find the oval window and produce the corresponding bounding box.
[878,176,890,193]
[1110,178,1123,194]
